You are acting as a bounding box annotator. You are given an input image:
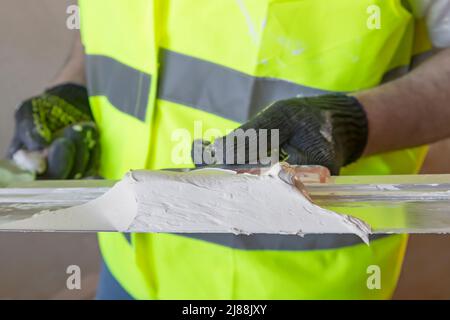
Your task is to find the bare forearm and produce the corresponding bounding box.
[49,31,86,87]
[356,48,450,156]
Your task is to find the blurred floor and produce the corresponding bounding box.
[0,0,449,299]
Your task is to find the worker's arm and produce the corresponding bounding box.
[358,48,450,156]
[8,31,99,179]
[50,31,86,87]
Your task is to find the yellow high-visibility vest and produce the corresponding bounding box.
[79,0,431,299]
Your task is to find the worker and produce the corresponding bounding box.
[8,0,450,299]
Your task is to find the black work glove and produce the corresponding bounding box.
[192,94,368,175]
[8,83,100,179]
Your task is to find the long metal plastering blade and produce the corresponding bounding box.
[0,175,449,233]
[309,175,450,234]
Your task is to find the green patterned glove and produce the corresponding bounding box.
[8,83,100,179]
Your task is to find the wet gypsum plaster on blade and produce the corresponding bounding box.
[0,163,371,243]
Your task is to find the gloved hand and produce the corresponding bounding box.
[192,94,368,175]
[8,83,100,179]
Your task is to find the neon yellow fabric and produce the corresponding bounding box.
[130,233,407,300]
[98,230,154,299]
[148,100,239,169]
[88,97,149,177]
[79,0,432,300]
[162,0,410,90]
[79,0,159,179]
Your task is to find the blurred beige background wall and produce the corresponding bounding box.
[0,0,100,299]
[0,0,449,299]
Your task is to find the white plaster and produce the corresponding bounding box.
[0,164,371,242]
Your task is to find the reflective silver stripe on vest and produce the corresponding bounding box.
[86,55,151,121]
[158,49,329,123]
[175,233,389,251]
[86,50,433,123]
